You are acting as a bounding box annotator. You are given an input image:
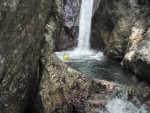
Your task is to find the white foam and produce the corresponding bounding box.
[100,98,148,113]
[55,49,103,62]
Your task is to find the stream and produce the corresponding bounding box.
[55,50,149,113]
[55,0,150,112]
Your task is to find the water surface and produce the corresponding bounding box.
[67,60,134,86]
[55,51,149,113]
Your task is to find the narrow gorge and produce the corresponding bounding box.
[0,0,150,113]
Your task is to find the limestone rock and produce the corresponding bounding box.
[92,0,150,81]
[54,0,80,51]
[33,51,92,113]
[0,0,51,113]
[122,27,150,80]
[33,21,121,112]
[92,0,150,58]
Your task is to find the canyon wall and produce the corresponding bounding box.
[0,0,52,113]
[0,0,150,113]
[0,0,81,112]
[32,1,91,112]
[54,0,80,51]
[92,0,150,81]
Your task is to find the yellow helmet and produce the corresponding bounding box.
[63,55,69,61]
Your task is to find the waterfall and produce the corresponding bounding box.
[76,0,94,50]
[55,0,103,61]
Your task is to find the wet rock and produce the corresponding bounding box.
[88,108,101,113]
[0,0,52,113]
[92,0,150,81]
[33,58,122,113]
[122,27,150,80]
[33,52,92,113]
[88,100,107,108]
[33,25,93,112]
[33,20,123,113]
[54,0,80,51]
[92,0,143,59]
[134,81,150,104]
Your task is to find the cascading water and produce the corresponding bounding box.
[56,0,103,60]
[76,0,94,50]
[101,98,148,113]
[55,1,149,113]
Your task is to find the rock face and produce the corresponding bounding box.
[33,15,92,112]
[0,0,51,113]
[33,12,121,112]
[0,0,149,113]
[33,53,92,113]
[33,52,119,113]
[54,0,80,51]
[122,27,150,80]
[92,0,150,80]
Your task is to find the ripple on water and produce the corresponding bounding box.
[55,50,133,86]
[55,50,149,113]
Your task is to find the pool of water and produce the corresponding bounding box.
[55,50,149,113]
[55,50,134,86]
[67,60,134,86]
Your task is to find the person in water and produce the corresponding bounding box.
[63,54,69,61]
